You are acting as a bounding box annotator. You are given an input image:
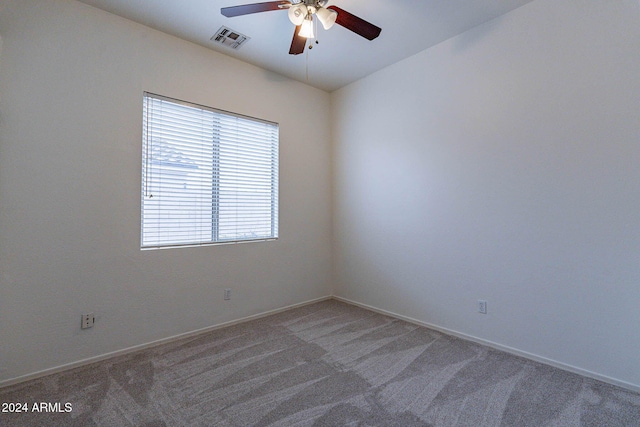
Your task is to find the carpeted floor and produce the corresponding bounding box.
[1,299,639,426]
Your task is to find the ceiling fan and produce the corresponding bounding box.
[221,0,381,55]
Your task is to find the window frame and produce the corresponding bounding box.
[140,92,279,250]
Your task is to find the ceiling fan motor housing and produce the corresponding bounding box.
[291,0,329,13]
[291,0,328,6]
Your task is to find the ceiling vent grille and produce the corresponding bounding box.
[211,26,250,50]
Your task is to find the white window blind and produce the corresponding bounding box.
[141,93,278,249]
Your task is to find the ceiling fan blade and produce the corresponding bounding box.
[221,1,290,18]
[289,25,306,55]
[327,5,381,41]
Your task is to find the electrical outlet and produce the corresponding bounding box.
[224,289,231,301]
[478,300,487,314]
[81,313,95,329]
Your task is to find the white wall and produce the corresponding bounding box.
[0,0,332,382]
[332,0,640,389]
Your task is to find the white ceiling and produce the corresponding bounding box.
[76,0,535,92]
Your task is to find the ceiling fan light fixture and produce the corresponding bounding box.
[288,4,307,26]
[316,7,337,30]
[299,15,314,39]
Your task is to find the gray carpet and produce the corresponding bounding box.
[1,299,639,426]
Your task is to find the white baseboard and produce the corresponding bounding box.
[3,294,639,394]
[0,295,332,389]
[332,295,640,394]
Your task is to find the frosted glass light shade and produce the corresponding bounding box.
[316,7,337,30]
[299,17,314,38]
[288,4,307,26]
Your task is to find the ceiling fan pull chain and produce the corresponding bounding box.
[305,47,309,82]
[310,16,319,49]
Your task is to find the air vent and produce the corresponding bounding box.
[211,26,250,50]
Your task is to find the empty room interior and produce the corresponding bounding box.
[1,0,639,425]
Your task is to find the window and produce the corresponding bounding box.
[141,93,278,249]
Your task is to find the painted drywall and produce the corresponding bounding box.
[332,0,640,389]
[0,0,331,382]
